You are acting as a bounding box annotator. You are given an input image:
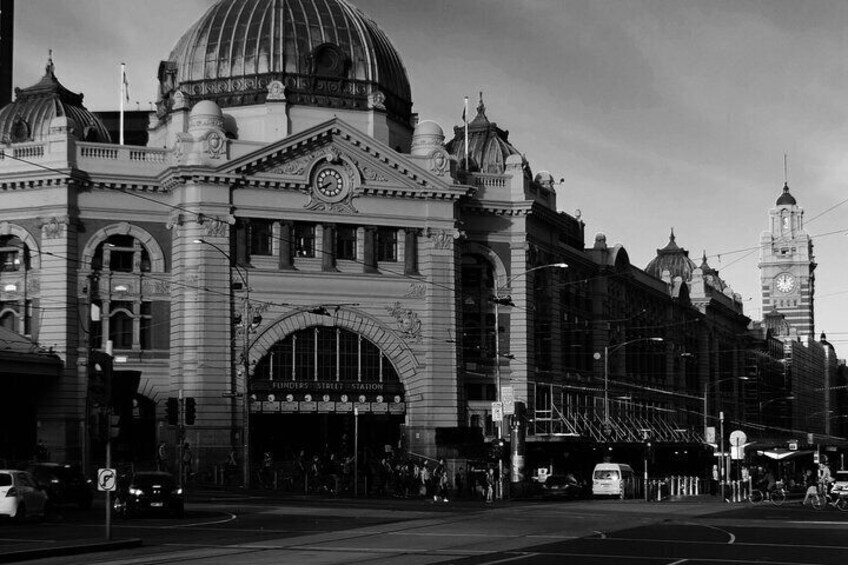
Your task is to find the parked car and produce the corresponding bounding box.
[26,463,93,510]
[538,474,587,499]
[830,470,848,494]
[0,470,49,522]
[113,471,184,518]
[592,463,636,498]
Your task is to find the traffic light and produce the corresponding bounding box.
[166,397,179,425]
[489,438,506,460]
[185,397,197,425]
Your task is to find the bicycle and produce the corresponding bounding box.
[807,487,848,512]
[748,483,787,505]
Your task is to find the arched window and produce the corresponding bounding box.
[92,235,151,273]
[254,327,400,383]
[0,235,28,272]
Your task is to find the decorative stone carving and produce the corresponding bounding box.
[40,216,69,240]
[426,228,461,250]
[269,151,318,176]
[267,80,286,101]
[204,131,226,159]
[172,90,188,110]
[27,276,40,294]
[386,301,422,343]
[154,279,170,295]
[166,211,187,231]
[429,148,449,176]
[324,146,342,164]
[404,283,427,299]
[368,90,386,111]
[202,216,232,238]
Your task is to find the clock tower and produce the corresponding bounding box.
[758,182,816,337]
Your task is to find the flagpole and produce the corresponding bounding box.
[463,96,469,170]
[119,63,126,145]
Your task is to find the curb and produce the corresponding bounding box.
[0,538,142,563]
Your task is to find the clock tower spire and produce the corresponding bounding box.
[758,182,816,338]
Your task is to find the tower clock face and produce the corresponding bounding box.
[775,273,796,293]
[315,166,345,198]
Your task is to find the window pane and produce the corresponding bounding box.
[377,228,397,262]
[294,332,314,379]
[361,339,381,382]
[294,223,315,258]
[316,327,337,381]
[338,331,359,380]
[249,219,273,256]
[336,226,357,260]
[110,312,133,349]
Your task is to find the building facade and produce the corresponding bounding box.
[0,0,841,480]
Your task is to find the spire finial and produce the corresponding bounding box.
[669,227,675,242]
[46,49,55,77]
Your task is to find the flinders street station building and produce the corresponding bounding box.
[0,0,844,481]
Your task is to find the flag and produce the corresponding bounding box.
[461,104,466,123]
[122,64,130,103]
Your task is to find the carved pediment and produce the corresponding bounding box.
[219,118,465,203]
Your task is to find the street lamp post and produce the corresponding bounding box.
[602,337,664,432]
[195,238,253,489]
[491,262,567,499]
[703,376,749,497]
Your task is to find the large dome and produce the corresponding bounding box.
[158,0,412,122]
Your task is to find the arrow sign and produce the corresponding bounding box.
[97,468,117,492]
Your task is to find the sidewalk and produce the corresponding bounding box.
[0,538,142,564]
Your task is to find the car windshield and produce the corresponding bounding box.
[594,470,620,480]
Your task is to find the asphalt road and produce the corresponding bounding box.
[1,493,847,564]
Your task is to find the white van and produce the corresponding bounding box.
[592,463,635,498]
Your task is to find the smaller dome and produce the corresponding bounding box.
[698,251,727,292]
[0,54,110,144]
[414,120,443,137]
[410,120,444,156]
[445,92,530,177]
[534,171,554,188]
[188,100,224,135]
[776,182,797,205]
[645,228,697,281]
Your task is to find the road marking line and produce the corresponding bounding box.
[169,511,238,528]
[468,553,539,565]
[667,560,689,565]
[695,523,736,544]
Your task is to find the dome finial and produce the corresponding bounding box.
[46,49,55,78]
[669,227,675,243]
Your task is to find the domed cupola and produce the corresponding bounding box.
[0,54,111,144]
[157,0,412,123]
[446,92,531,177]
[698,251,726,292]
[645,229,697,281]
[776,182,797,206]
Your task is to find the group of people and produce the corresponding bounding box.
[251,447,500,502]
[754,461,836,505]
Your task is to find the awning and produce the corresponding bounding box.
[757,448,815,461]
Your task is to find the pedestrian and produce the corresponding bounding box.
[156,441,168,471]
[225,448,238,485]
[802,468,818,506]
[454,466,464,498]
[261,450,274,489]
[485,467,495,504]
[182,442,193,479]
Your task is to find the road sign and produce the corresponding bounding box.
[97,467,117,492]
[491,401,503,422]
[502,386,515,415]
[788,441,798,451]
[705,426,716,444]
[729,430,747,447]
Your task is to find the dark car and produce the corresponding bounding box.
[538,474,587,499]
[113,471,184,518]
[26,463,93,510]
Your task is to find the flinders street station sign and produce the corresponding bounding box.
[249,380,406,414]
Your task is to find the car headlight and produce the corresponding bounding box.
[172,488,183,496]
[128,487,144,496]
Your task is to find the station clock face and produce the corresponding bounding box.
[314,166,346,199]
[775,273,796,293]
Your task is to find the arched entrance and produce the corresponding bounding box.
[249,324,409,489]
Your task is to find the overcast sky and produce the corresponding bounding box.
[12,0,848,348]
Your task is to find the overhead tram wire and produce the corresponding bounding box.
[8,151,847,316]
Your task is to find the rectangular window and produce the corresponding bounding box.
[249,219,273,256]
[139,302,152,350]
[377,228,397,262]
[336,226,357,260]
[294,223,315,258]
